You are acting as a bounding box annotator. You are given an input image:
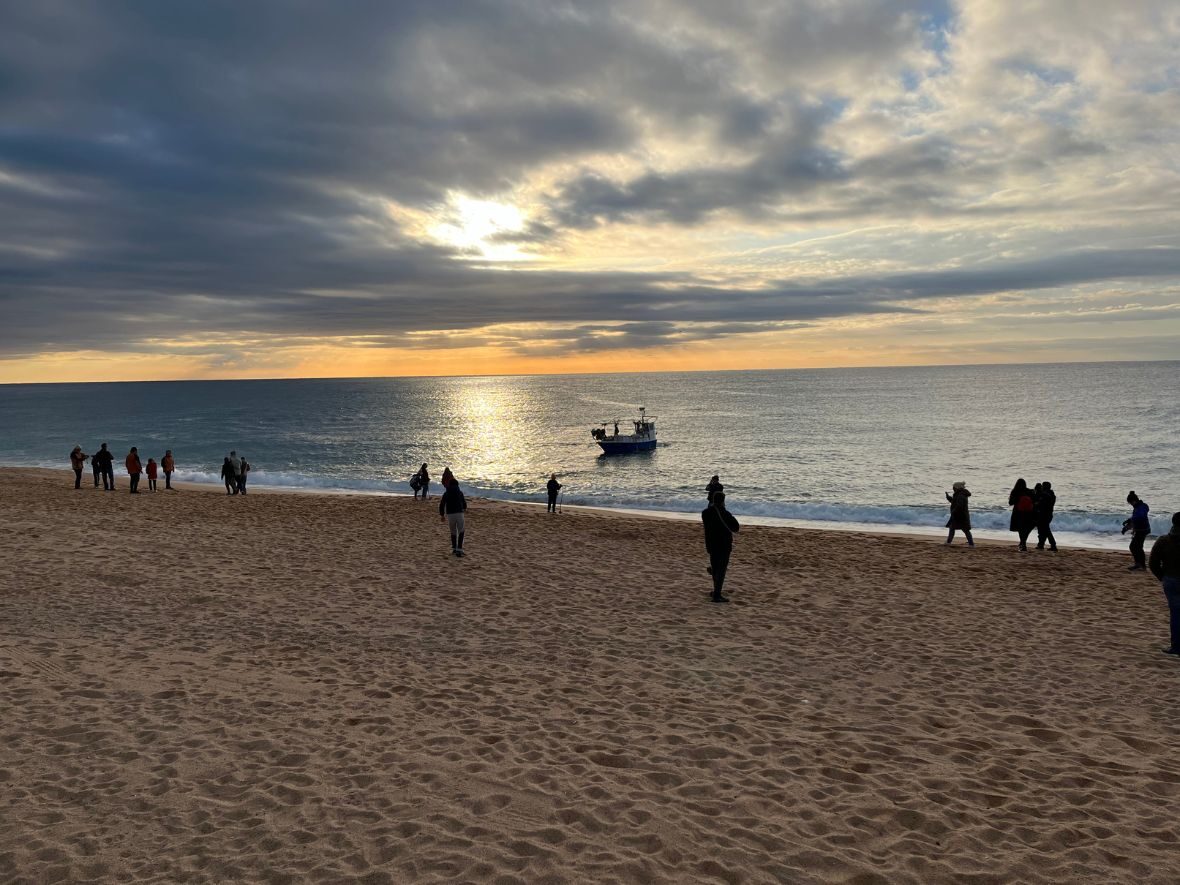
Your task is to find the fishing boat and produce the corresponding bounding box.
[591,407,657,455]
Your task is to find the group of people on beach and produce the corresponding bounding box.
[219,451,252,495]
[69,444,175,493]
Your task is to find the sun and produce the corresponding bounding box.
[430,195,529,261]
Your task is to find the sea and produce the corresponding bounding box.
[2,362,1176,550]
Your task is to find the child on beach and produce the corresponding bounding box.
[146,458,158,492]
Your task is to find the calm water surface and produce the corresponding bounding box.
[2,362,1176,549]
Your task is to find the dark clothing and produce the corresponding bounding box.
[92,461,102,487]
[164,471,173,489]
[1163,578,1180,650]
[709,550,731,597]
[221,462,236,494]
[102,467,114,490]
[1035,488,1057,550]
[702,505,740,600]
[129,473,140,494]
[93,449,114,490]
[945,489,971,531]
[546,478,561,512]
[73,468,83,489]
[439,484,467,516]
[706,479,724,504]
[1131,531,1149,569]
[1009,487,1035,549]
[1149,531,1180,580]
[702,505,740,553]
[148,478,157,491]
[1128,501,1151,534]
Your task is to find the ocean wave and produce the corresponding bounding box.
[5,459,1131,537]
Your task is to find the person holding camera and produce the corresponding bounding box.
[1123,491,1151,571]
[702,491,740,604]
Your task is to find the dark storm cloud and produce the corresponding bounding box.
[1,0,1176,365]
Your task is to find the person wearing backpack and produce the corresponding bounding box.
[1123,491,1152,571]
[702,491,740,603]
[1008,478,1036,552]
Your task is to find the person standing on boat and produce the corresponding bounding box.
[706,475,723,505]
[702,492,740,604]
[546,474,562,513]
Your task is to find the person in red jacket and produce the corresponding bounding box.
[145,458,159,492]
[125,447,143,494]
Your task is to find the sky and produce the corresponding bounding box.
[1,0,1179,382]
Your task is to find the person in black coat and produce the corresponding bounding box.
[702,491,740,603]
[1034,481,1058,551]
[706,475,723,504]
[439,479,468,556]
[1008,478,1036,552]
[945,481,974,546]
[546,474,562,513]
[93,443,115,491]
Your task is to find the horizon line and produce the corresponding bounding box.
[0,355,1177,386]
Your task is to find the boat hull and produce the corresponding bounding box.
[597,438,657,455]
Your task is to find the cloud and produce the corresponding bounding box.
[1,0,1179,374]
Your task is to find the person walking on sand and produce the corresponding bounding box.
[1008,478,1036,552]
[546,473,562,513]
[91,446,103,487]
[439,477,468,557]
[1149,512,1180,656]
[702,491,740,603]
[1035,481,1058,552]
[220,457,235,495]
[125,447,143,494]
[161,450,175,490]
[145,458,158,492]
[69,446,89,489]
[706,475,724,505]
[94,443,115,491]
[416,463,430,500]
[238,456,250,494]
[945,482,974,546]
[1123,491,1151,571]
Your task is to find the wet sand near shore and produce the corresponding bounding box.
[1,467,1178,883]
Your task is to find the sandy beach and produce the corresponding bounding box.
[1,467,1178,883]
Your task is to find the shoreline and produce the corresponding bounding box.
[10,466,1133,552]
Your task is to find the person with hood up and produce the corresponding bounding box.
[440,466,454,488]
[125,447,143,494]
[145,457,158,492]
[706,475,724,505]
[702,491,740,603]
[1008,478,1036,552]
[1034,481,1058,552]
[945,482,974,546]
[161,450,175,489]
[69,446,89,489]
[1123,491,1152,571]
[1149,512,1180,656]
[439,477,468,556]
[546,473,562,513]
